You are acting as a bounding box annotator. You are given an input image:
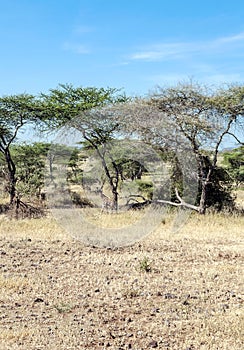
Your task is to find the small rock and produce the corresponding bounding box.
[149,340,158,348]
[34,298,44,303]
[151,308,160,314]
[165,293,177,299]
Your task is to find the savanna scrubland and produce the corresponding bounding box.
[0,81,243,349]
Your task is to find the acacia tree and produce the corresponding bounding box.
[41,84,127,210]
[114,82,244,214]
[0,94,44,205]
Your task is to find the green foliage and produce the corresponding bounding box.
[197,163,235,211]
[41,84,127,128]
[40,84,128,212]
[135,179,153,199]
[0,94,43,139]
[70,191,94,207]
[53,302,75,314]
[212,84,244,116]
[2,142,85,199]
[0,93,47,203]
[116,159,146,181]
[222,146,244,186]
[46,143,86,185]
[0,81,243,214]
[139,257,151,272]
[10,142,51,198]
[148,83,244,212]
[66,148,86,184]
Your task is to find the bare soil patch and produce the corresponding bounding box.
[0,214,243,349]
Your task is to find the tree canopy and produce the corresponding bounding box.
[110,81,244,213]
[0,94,46,204]
[0,81,243,215]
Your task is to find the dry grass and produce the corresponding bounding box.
[0,209,243,349]
[235,189,244,209]
[0,215,68,241]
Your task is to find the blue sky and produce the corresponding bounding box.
[1,0,244,97]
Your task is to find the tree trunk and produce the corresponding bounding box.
[98,149,119,213]
[198,181,207,214]
[4,147,17,205]
[112,188,118,211]
[198,164,213,215]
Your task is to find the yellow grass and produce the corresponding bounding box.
[0,275,30,292]
[0,215,68,241]
[0,209,243,349]
[0,208,243,243]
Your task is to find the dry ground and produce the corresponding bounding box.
[0,210,243,350]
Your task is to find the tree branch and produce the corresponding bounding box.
[226,132,244,145]
[155,187,200,212]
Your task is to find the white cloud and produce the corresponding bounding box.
[216,32,244,43]
[130,42,195,61]
[129,32,244,62]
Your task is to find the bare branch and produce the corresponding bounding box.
[155,187,200,212]
[226,132,244,145]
